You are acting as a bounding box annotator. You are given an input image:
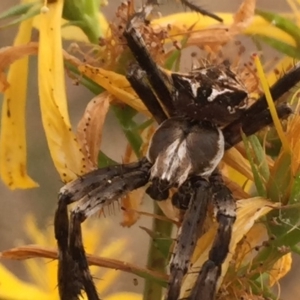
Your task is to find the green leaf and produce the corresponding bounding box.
[248,135,270,182]
[0,6,40,30]
[62,0,105,43]
[111,105,143,158]
[242,133,267,197]
[134,270,167,287]
[64,60,104,94]
[98,151,117,168]
[267,151,292,204]
[256,9,300,47]
[0,2,36,20]
[140,226,173,260]
[288,171,300,205]
[255,35,300,59]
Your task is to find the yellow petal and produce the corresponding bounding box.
[180,197,281,298]
[105,292,142,300]
[0,264,49,299]
[269,253,292,287]
[78,64,149,114]
[0,18,38,189]
[223,147,253,180]
[38,1,86,181]
[34,12,110,42]
[152,13,295,47]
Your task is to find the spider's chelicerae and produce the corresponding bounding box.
[54,2,299,300]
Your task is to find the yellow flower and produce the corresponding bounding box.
[0,215,141,300]
[0,0,109,189]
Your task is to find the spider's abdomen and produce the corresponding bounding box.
[147,117,224,189]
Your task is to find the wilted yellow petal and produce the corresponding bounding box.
[78,64,149,114]
[181,197,281,298]
[38,1,86,182]
[254,54,290,154]
[0,17,38,189]
[223,147,253,180]
[267,57,295,87]
[152,13,295,47]
[77,93,110,171]
[286,114,300,174]
[106,292,142,300]
[269,253,292,287]
[34,12,110,42]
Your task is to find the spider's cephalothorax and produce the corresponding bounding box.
[54,3,298,300]
[171,64,248,125]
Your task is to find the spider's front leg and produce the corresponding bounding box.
[54,159,151,300]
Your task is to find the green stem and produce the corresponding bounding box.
[143,204,173,300]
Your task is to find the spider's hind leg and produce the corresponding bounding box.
[189,171,236,300]
[54,159,151,300]
[166,177,211,300]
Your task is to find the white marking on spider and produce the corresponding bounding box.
[199,128,224,177]
[207,88,233,102]
[179,76,201,98]
[150,139,192,186]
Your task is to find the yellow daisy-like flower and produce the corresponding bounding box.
[0,0,109,189]
[0,215,141,300]
[1,0,300,299]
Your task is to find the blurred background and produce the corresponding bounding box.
[0,0,298,299]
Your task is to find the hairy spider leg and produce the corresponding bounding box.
[179,0,223,22]
[167,177,211,300]
[188,172,235,300]
[126,63,168,124]
[224,104,292,149]
[54,159,151,300]
[124,13,176,116]
[223,63,300,148]
[166,172,235,300]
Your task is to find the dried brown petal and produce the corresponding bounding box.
[76,93,110,170]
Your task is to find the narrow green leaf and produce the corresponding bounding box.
[291,245,300,255]
[255,35,300,59]
[248,135,270,182]
[164,36,188,71]
[111,105,143,158]
[134,270,167,287]
[250,278,278,300]
[64,60,104,94]
[134,119,154,132]
[267,151,292,203]
[288,172,300,205]
[140,226,173,260]
[98,151,117,168]
[242,133,267,197]
[0,6,40,30]
[256,9,300,47]
[0,2,36,20]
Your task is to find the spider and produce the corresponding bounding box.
[54,2,299,300]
